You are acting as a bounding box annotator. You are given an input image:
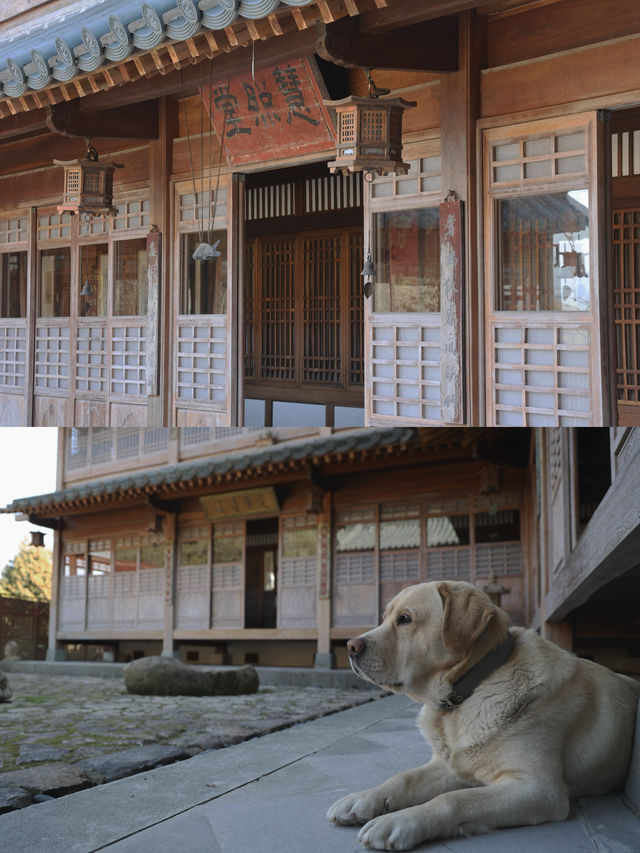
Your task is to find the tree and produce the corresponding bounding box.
[0,537,52,601]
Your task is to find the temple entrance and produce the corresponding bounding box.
[244,518,278,629]
[610,109,640,426]
[242,164,364,427]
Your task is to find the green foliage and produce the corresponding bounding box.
[0,537,52,601]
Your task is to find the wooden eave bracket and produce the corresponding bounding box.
[317,14,459,72]
[45,99,159,139]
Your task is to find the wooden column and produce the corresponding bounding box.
[162,512,179,658]
[315,491,334,668]
[231,174,245,426]
[46,430,66,659]
[439,10,485,425]
[148,97,178,427]
[25,206,37,426]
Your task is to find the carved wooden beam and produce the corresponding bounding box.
[318,14,458,71]
[46,99,159,139]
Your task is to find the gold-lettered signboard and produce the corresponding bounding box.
[200,487,279,521]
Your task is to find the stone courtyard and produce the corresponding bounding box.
[0,671,385,813]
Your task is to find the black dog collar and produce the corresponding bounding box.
[440,632,515,712]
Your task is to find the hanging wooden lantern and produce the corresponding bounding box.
[54,139,122,217]
[30,530,45,548]
[323,93,416,177]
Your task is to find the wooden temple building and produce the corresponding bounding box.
[2,426,638,672]
[2,0,640,427]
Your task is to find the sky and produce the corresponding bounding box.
[0,428,59,570]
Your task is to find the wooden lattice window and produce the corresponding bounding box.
[113,199,151,232]
[0,216,28,245]
[485,116,599,426]
[0,324,26,388]
[613,207,640,407]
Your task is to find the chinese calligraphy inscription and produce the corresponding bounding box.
[201,58,334,165]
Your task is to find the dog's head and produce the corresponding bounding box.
[346,581,511,703]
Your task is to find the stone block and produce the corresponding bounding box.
[0,783,33,814]
[123,657,259,696]
[0,669,12,703]
[0,763,91,797]
[76,745,190,784]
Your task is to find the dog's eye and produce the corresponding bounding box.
[396,612,412,626]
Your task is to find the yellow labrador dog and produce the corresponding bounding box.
[327,581,640,851]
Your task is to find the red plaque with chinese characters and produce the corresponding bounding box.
[200,57,335,166]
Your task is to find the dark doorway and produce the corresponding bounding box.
[244,518,278,628]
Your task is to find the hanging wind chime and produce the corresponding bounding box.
[181,65,228,262]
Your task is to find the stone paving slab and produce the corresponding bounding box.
[1,694,637,853]
[0,672,385,813]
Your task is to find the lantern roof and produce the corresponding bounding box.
[323,95,417,110]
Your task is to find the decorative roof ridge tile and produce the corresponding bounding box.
[1,428,417,515]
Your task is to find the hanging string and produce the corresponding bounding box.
[180,66,203,245]
[199,74,205,243]
[208,75,230,246]
[207,58,214,242]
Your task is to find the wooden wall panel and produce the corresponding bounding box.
[74,400,108,427]
[487,0,640,69]
[0,392,26,425]
[33,394,72,426]
[482,35,640,118]
[0,145,150,210]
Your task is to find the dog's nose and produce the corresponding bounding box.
[347,637,365,657]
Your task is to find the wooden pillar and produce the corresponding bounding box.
[231,174,245,426]
[45,528,66,661]
[315,491,334,668]
[162,512,179,658]
[439,11,486,426]
[25,206,37,426]
[148,97,178,427]
[46,429,66,660]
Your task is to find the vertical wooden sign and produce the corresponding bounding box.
[440,195,465,424]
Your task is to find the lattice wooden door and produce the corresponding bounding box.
[244,228,363,403]
[612,206,640,423]
[611,116,640,425]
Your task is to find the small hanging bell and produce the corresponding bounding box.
[361,250,375,298]
[361,253,376,278]
[192,240,221,261]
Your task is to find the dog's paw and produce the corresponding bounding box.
[358,810,424,851]
[327,789,390,826]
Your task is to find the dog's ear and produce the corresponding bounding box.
[437,582,497,652]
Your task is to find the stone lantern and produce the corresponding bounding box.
[483,572,511,608]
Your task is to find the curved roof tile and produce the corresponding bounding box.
[1,428,417,516]
[0,0,329,101]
